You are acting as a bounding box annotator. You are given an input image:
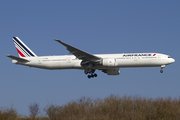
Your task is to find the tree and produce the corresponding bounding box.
[29,102,40,120]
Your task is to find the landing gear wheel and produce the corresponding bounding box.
[87,73,98,79]
[88,75,91,79]
[85,69,98,78]
[160,65,165,73]
[94,74,97,77]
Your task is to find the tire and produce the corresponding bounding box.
[88,75,91,78]
[94,74,97,77]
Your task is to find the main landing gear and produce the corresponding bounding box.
[160,65,165,73]
[87,73,97,79]
[84,69,97,79]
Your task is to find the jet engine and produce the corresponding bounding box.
[101,58,116,67]
[102,68,120,75]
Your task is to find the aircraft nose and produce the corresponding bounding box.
[170,58,175,63]
[167,58,175,64]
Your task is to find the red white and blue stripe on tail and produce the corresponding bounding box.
[12,37,37,57]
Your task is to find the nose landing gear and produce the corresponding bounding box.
[160,65,165,73]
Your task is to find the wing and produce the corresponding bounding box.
[6,55,29,62]
[54,39,102,62]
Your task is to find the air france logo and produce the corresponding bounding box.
[123,54,156,57]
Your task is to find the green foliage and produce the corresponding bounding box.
[1,95,180,120]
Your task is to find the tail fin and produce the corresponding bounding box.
[12,37,37,57]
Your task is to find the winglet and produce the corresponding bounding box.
[53,39,59,41]
[53,39,65,45]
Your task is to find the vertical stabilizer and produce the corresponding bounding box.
[12,37,37,57]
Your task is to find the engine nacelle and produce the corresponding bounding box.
[101,58,116,67]
[103,68,120,75]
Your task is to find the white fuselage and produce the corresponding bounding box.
[8,37,175,77]
[13,53,175,70]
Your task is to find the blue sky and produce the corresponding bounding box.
[1,0,180,115]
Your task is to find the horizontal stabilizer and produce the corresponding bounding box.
[6,55,29,62]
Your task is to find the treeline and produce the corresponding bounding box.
[1,95,180,120]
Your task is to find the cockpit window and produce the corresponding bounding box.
[168,56,171,58]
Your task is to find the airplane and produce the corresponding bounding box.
[6,37,175,78]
